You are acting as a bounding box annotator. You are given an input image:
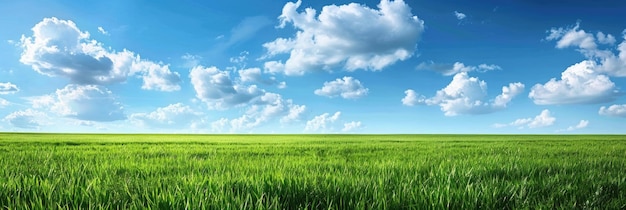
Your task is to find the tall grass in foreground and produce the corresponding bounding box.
[0,134,625,209]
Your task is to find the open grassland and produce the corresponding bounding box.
[0,134,625,209]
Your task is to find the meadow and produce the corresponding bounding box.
[0,133,625,209]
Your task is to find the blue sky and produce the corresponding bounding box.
[1,0,625,134]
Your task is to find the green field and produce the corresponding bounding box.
[1,133,625,209]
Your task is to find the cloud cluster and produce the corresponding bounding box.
[19,17,181,91]
[531,23,626,105]
[190,65,264,109]
[0,82,19,94]
[231,93,306,131]
[30,84,125,122]
[263,0,424,75]
[210,92,306,132]
[314,77,368,99]
[417,61,500,76]
[599,104,626,117]
[403,72,524,116]
[529,61,618,105]
[305,112,341,132]
[130,103,203,129]
[494,109,556,129]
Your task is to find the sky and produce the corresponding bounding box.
[0,0,625,134]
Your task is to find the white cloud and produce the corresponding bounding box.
[417,61,501,76]
[189,65,263,109]
[544,23,626,78]
[494,82,525,107]
[0,82,19,94]
[407,72,524,116]
[529,61,619,105]
[566,120,589,131]
[263,0,424,75]
[97,26,109,35]
[133,61,182,91]
[3,109,48,129]
[495,109,556,129]
[342,121,362,132]
[280,102,305,123]
[526,110,556,128]
[0,98,10,107]
[596,35,626,77]
[238,67,285,87]
[599,104,626,117]
[19,17,181,91]
[546,23,598,51]
[278,81,287,89]
[305,111,341,132]
[211,118,229,133]
[596,32,616,45]
[314,77,368,99]
[181,54,202,68]
[130,103,203,129]
[454,11,466,20]
[231,92,306,131]
[30,84,125,122]
[402,89,420,106]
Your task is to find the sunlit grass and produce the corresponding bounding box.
[1,134,625,209]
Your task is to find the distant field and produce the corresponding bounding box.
[1,133,625,209]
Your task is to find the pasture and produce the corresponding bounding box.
[0,134,625,209]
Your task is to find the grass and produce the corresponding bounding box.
[0,133,625,209]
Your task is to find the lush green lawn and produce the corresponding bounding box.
[1,133,625,209]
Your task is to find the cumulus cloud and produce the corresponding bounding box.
[30,84,125,122]
[0,82,19,94]
[532,23,626,105]
[596,35,626,77]
[314,77,368,99]
[454,11,466,20]
[529,61,619,105]
[565,120,589,131]
[495,109,556,129]
[305,112,341,132]
[130,103,203,129]
[342,121,362,132]
[211,92,306,132]
[416,61,500,76]
[238,68,285,88]
[599,104,626,117]
[262,0,424,75]
[234,93,306,130]
[3,109,48,129]
[19,17,181,91]
[494,82,526,107]
[403,72,524,116]
[401,89,420,106]
[190,65,264,109]
[546,23,626,77]
[546,23,598,51]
